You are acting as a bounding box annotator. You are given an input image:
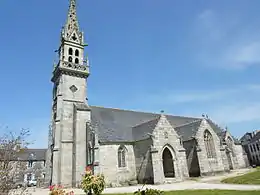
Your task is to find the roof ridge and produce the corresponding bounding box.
[174,119,202,128]
[132,116,160,128]
[90,105,201,119]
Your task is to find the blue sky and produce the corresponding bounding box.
[1,0,260,148]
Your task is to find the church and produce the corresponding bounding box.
[46,0,248,188]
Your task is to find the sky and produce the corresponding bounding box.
[1,0,260,148]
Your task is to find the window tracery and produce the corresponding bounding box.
[118,145,126,168]
[204,130,216,158]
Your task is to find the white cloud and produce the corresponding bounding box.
[194,9,260,70]
[209,102,260,124]
[196,10,226,41]
[142,84,260,105]
[132,84,260,125]
[224,41,260,68]
[147,88,235,104]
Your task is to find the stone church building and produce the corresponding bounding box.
[47,0,248,188]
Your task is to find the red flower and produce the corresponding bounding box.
[49,185,55,191]
[86,165,92,172]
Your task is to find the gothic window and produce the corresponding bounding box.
[75,49,79,57]
[75,58,79,64]
[87,143,93,165]
[204,130,216,158]
[69,48,73,55]
[68,56,73,62]
[118,145,126,168]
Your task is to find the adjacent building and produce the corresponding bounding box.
[240,130,260,166]
[0,148,47,186]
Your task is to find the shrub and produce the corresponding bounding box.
[81,168,105,195]
[49,185,74,195]
[134,184,163,195]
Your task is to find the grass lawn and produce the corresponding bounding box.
[222,167,260,184]
[106,190,260,195]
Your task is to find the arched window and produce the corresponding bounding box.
[87,143,93,165]
[75,58,79,64]
[69,48,73,55]
[118,146,126,167]
[204,130,216,158]
[75,49,79,57]
[68,56,73,62]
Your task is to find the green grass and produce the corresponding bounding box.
[106,190,260,195]
[222,167,260,184]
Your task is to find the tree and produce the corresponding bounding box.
[0,128,31,194]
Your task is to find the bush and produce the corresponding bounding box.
[49,185,74,195]
[81,168,105,195]
[134,185,163,195]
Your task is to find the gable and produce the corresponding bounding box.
[91,106,203,143]
[90,106,228,143]
[68,30,81,43]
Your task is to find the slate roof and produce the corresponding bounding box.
[250,131,260,142]
[90,106,225,143]
[16,149,47,161]
[0,148,47,161]
[174,120,203,141]
[132,117,160,141]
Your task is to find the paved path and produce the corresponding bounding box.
[27,182,260,195]
[26,168,260,195]
[102,183,260,193]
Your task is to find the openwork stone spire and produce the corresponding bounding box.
[62,0,83,44]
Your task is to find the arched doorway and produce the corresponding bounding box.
[162,147,175,177]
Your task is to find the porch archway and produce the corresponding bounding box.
[162,147,175,177]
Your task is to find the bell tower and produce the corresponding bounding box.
[50,0,90,187]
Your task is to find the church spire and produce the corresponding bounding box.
[62,0,83,44]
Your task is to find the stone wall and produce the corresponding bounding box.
[220,146,230,172]
[151,115,189,184]
[195,119,225,176]
[133,139,154,183]
[74,109,90,187]
[98,143,136,187]
[234,144,247,168]
[183,139,200,177]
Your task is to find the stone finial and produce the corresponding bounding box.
[62,0,83,43]
[66,0,79,31]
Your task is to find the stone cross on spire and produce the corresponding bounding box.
[62,0,83,44]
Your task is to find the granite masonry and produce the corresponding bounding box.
[46,0,248,188]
